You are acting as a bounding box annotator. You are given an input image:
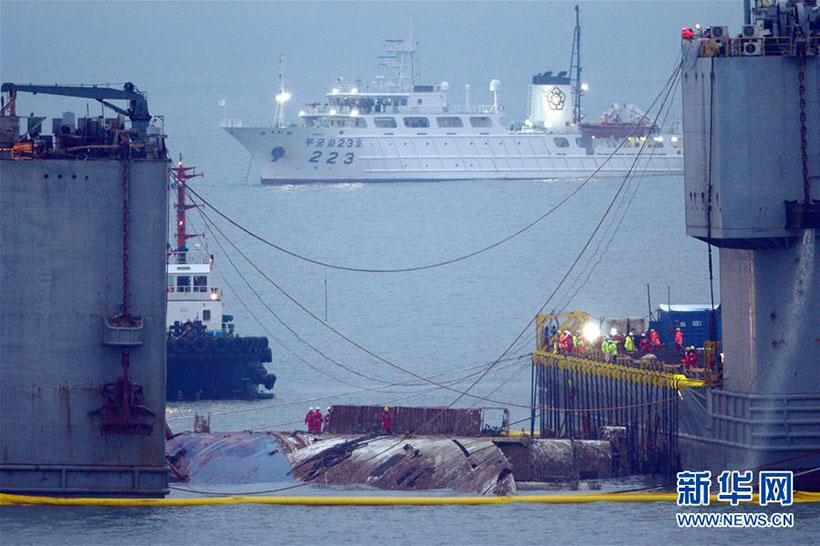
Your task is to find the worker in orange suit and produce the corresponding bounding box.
[314,408,324,434]
[674,327,684,353]
[650,329,662,352]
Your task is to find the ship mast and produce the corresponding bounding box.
[569,4,583,124]
[274,54,291,128]
[381,24,417,93]
[170,156,202,252]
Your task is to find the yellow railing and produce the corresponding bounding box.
[535,311,590,351]
[533,351,706,389]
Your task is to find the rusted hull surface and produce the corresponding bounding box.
[328,405,482,436]
[166,432,303,484]
[496,438,614,482]
[289,434,516,496]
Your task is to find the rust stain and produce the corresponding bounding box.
[289,434,516,496]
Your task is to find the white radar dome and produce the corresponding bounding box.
[489,79,501,92]
[440,81,449,92]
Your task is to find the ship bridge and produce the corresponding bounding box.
[298,82,503,130]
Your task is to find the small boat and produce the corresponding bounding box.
[165,160,275,400]
[579,103,657,138]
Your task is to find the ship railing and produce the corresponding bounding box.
[168,249,210,265]
[303,104,502,116]
[220,118,243,128]
[439,105,502,114]
[535,346,718,381]
[533,350,711,389]
[696,35,818,58]
[166,285,222,300]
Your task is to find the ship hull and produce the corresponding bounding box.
[166,335,275,400]
[678,387,820,491]
[226,127,683,184]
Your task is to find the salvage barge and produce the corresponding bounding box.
[0,83,170,496]
[531,0,820,490]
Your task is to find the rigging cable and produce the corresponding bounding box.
[184,211,363,389]
[194,194,536,394]
[193,200,395,387]
[421,62,683,420]
[166,353,533,424]
[553,66,683,312]
[189,61,682,412]
[706,57,718,347]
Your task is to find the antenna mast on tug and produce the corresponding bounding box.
[170,155,203,253]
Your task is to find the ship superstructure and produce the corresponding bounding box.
[0,83,170,496]
[225,10,683,184]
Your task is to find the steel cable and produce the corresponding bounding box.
[187,61,682,412]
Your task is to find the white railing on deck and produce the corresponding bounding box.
[168,250,210,265]
[220,118,243,128]
[302,104,502,116]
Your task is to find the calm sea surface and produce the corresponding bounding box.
[4,86,818,545]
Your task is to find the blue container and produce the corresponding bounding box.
[649,304,722,349]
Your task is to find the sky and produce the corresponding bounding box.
[2,1,744,124]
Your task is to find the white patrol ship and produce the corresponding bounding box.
[225,13,683,184]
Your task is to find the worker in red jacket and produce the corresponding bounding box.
[381,406,392,434]
[565,332,575,353]
[314,408,324,434]
[639,334,651,354]
[674,328,684,353]
[557,331,567,353]
[686,347,699,369]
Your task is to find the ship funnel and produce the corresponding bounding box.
[528,71,573,130]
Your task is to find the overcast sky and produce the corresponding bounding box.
[2,1,743,124]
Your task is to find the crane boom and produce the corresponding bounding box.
[0,82,151,131]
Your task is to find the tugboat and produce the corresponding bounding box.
[166,160,275,400]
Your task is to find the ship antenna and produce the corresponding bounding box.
[569,4,583,124]
[274,54,291,128]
